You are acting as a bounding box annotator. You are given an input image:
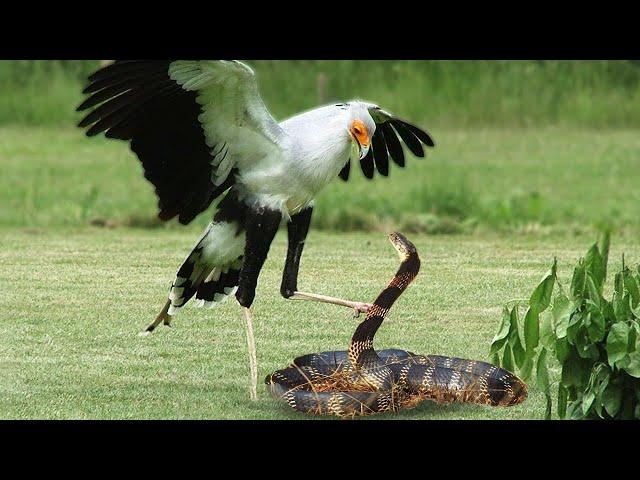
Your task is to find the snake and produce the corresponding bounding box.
[265,232,527,417]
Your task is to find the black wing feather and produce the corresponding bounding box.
[360,149,375,179]
[338,161,351,181]
[390,120,424,158]
[87,60,158,83]
[395,119,435,147]
[85,82,181,136]
[341,110,434,181]
[380,122,405,167]
[371,129,389,176]
[78,60,233,225]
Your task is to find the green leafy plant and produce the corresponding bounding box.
[490,232,640,419]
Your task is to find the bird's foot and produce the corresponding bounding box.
[140,300,172,336]
[352,302,373,319]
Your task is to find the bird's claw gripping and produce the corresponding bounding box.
[352,302,373,319]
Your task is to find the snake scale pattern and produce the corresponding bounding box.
[265,232,527,417]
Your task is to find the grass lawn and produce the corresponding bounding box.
[2,227,638,419]
[2,126,640,234]
[1,124,638,419]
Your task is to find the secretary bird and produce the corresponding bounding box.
[77,60,435,399]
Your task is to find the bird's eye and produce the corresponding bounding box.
[353,127,362,135]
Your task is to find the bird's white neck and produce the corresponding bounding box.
[237,105,353,217]
[283,108,351,193]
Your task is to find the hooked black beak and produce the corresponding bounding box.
[351,134,370,161]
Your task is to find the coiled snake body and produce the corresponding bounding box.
[266,233,527,416]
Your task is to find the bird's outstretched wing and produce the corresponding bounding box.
[338,105,435,181]
[77,60,284,224]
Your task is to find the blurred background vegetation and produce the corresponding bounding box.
[1,60,639,235]
[3,60,640,128]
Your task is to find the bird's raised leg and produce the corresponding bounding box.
[287,292,372,317]
[139,299,172,336]
[280,206,372,318]
[236,206,282,400]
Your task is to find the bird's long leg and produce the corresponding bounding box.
[235,206,282,400]
[140,299,171,336]
[288,292,372,317]
[241,306,258,401]
[281,206,372,318]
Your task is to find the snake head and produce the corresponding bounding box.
[388,232,417,261]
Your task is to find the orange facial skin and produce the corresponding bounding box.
[350,120,370,148]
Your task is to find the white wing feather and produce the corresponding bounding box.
[168,60,286,186]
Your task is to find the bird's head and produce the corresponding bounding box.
[347,103,376,161]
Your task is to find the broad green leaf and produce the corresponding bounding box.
[593,366,611,420]
[584,363,609,417]
[585,308,605,342]
[507,308,527,367]
[490,306,511,355]
[585,243,605,291]
[512,338,526,369]
[529,261,556,313]
[585,274,601,307]
[552,292,573,339]
[614,270,624,295]
[539,310,556,350]
[623,351,640,378]
[628,321,638,351]
[617,355,631,370]
[613,292,632,323]
[490,351,500,367]
[602,380,623,418]
[561,351,590,389]
[632,299,640,321]
[536,348,552,419]
[555,337,570,363]
[575,328,599,359]
[624,273,640,308]
[557,384,568,419]
[567,400,584,419]
[524,308,539,352]
[566,312,584,344]
[599,230,610,281]
[507,306,523,346]
[606,322,630,367]
[571,259,586,301]
[502,345,514,372]
[582,390,595,415]
[519,357,534,381]
[594,401,604,419]
[536,348,550,390]
[602,300,616,325]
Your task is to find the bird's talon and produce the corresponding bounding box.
[352,303,372,319]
